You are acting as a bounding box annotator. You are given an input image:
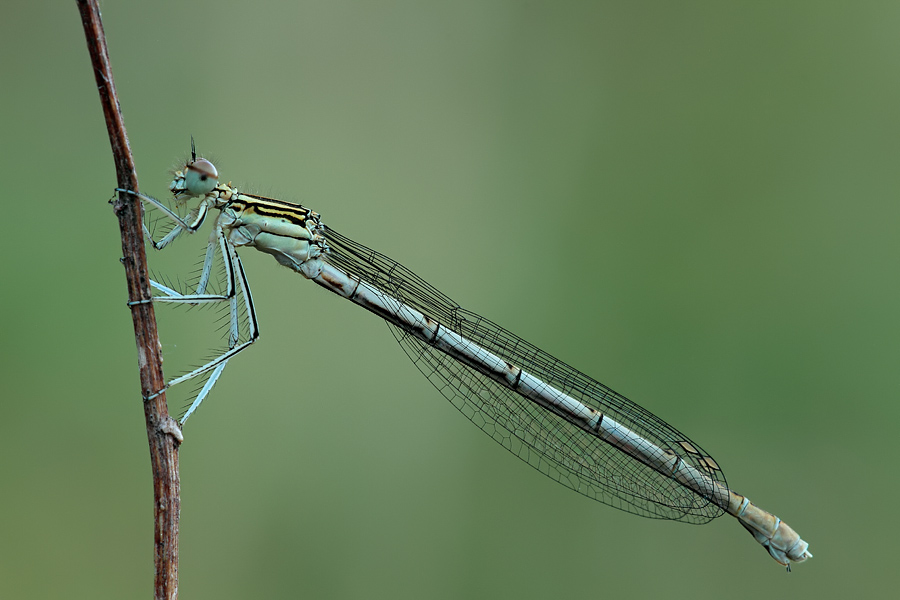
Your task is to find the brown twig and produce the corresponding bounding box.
[76,1,181,598]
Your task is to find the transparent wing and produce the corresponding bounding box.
[324,226,726,523]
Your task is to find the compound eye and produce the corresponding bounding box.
[184,158,219,196]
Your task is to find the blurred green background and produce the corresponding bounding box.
[1,1,897,598]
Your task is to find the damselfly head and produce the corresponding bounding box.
[170,156,219,202]
[170,137,220,200]
[183,158,219,197]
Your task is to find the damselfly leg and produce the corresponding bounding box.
[118,187,259,423]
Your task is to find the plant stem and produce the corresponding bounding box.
[76,1,181,598]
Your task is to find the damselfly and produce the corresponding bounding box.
[119,142,812,568]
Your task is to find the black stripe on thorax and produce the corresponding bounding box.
[231,193,312,226]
